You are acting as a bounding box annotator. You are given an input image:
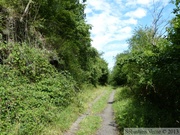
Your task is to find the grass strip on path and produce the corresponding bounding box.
[76,86,112,135]
[91,87,112,114]
[76,116,102,135]
[41,85,105,135]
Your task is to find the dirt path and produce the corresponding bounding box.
[96,90,119,135]
[64,90,106,135]
[64,90,119,135]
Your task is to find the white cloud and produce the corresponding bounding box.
[85,0,136,68]
[126,0,152,6]
[137,0,152,5]
[86,0,111,12]
[125,0,169,7]
[123,18,138,25]
[102,43,128,70]
[119,26,132,33]
[85,0,172,68]
[102,50,120,70]
[125,8,147,18]
[105,43,129,52]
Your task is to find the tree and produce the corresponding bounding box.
[112,0,180,126]
[0,0,109,86]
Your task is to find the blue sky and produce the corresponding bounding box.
[84,0,175,69]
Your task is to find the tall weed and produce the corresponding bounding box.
[113,87,177,134]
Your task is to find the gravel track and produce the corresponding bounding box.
[64,90,119,135]
[96,90,119,135]
[64,90,106,135]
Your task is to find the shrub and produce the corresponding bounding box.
[0,43,78,134]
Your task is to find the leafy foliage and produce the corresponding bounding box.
[111,0,180,128]
[0,43,78,134]
[1,43,55,82]
[0,0,109,134]
[113,87,177,134]
[0,0,108,85]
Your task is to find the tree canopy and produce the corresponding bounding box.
[0,0,109,86]
[111,0,180,126]
[0,1,109,134]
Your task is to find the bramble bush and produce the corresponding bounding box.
[1,43,55,82]
[0,43,78,135]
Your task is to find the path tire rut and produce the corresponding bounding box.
[96,90,119,135]
[64,90,106,135]
[64,90,119,135]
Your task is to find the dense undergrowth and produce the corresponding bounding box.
[111,1,180,133]
[0,43,76,134]
[0,0,110,134]
[76,87,112,135]
[41,85,106,135]
[0,42,106,135]
[113,87,179,135]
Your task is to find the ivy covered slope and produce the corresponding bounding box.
[0,0,109,134]
[111,0,180,130]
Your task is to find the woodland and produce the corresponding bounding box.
[0,0,108,134]
[110,0,180,131]
[0,0,179,134]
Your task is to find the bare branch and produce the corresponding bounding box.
[20,0,33,22]
[147,1,171,46]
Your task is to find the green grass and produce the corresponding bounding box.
[78,85,106,112]
[0,42,110,135]
[76,116,102,135]
[0,77,105,135]
[113,87,177,134]
[41,85,105,134]
[41,103,83,135]
[91,86,112,114]
[76,86,113,135]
